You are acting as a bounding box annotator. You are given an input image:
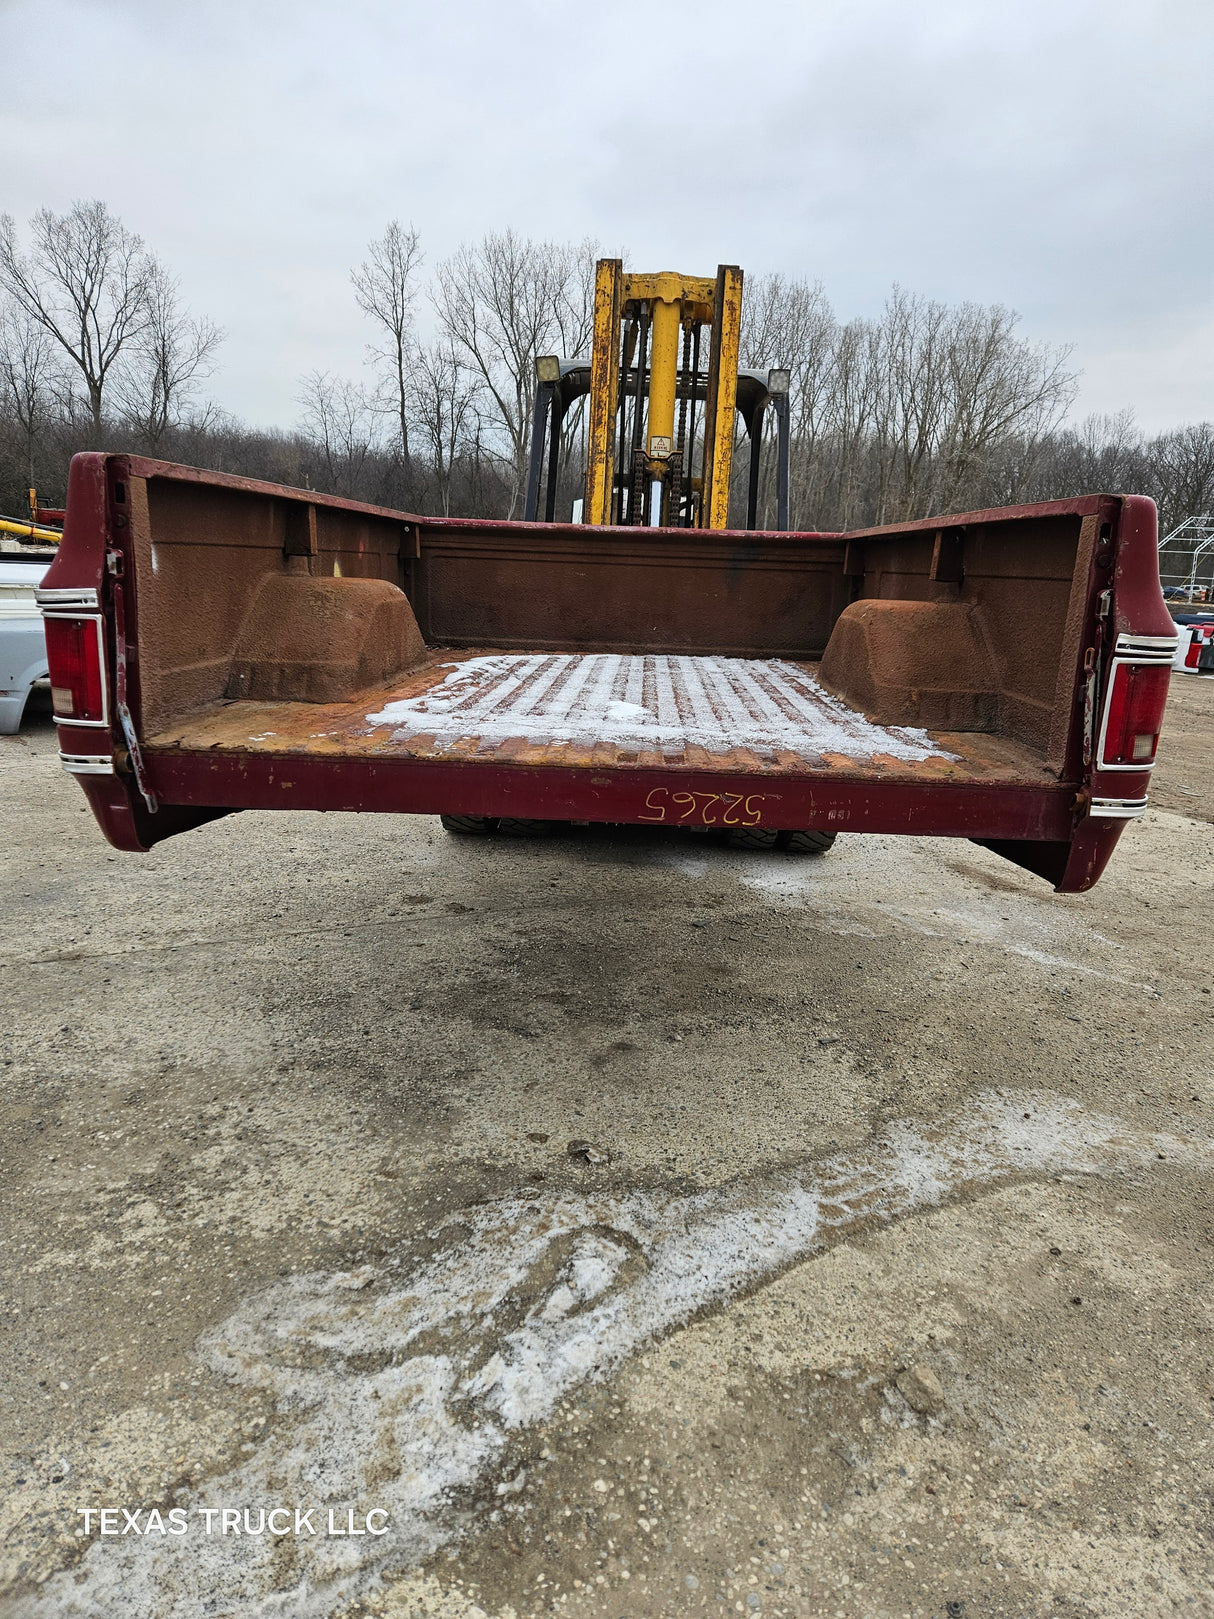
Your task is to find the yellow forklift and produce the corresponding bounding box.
[523,260,791,530]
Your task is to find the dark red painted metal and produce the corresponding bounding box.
[143,749,1079,837]
[40,454,109,596]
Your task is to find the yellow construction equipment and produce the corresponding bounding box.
[525,259,790,531]
[0,488,63,546]
[0,514,61,545]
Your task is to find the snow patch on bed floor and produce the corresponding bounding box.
[30,1092,1207,1619]
[366,654,955,764]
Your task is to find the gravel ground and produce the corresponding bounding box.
[1149,670,1214,825]
[1,673,1212,1619]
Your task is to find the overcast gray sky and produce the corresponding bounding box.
[3,0,1211,433]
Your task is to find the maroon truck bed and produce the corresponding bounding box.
[37,454,1178,892]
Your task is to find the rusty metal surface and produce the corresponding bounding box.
[145,649,1053,785]
[407,524,851,658]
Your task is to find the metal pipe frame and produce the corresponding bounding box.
[746,401,765,530]
[522,383,553,523]
[544,392,563,523]
[774,391,790,532]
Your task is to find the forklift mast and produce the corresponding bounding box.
[524,259,791,530]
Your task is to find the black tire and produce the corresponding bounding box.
[779,829,837,855]
[495,817,556,837]
[440,814,499,835]
[726,826,781,850]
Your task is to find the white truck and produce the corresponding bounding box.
[0,560,51,733]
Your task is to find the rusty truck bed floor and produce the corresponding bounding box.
[145,650,1053,782]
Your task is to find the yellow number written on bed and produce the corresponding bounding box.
[636,788,766,827]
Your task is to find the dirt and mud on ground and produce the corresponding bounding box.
[1,673,1212,1619]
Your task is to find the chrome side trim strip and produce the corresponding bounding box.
[36,587,99,610]
[1090,795,1149,819]
[60,753,114,776]
[1114,632,1179,659]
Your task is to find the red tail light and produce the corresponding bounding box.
[1099,660,1170,769]
[44,615,108,725]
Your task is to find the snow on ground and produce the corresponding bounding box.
[29,1092,1210,1619]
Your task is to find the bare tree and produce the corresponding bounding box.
[739,283,1075,529]
[0,298,64,485]
[0,200,154,437]
[296,370,383,498]
[1148,421,1214,533]
[434,231,597,514]
[872,288,949,521]
[352,221,423,471]
[741,273,839,526]
[843,289,1077,523]
[820,317,882,530]
[744,275,837,429]
[934,302,1076,513]
[117,263,223,448]
[408,339,480,516]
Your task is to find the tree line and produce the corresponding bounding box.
[2,200,1212,540]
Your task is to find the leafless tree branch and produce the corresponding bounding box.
[352,221,424,472]
[0,200,155,437]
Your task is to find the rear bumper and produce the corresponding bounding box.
[72,747,1131,894]
[145,748,1079,839]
